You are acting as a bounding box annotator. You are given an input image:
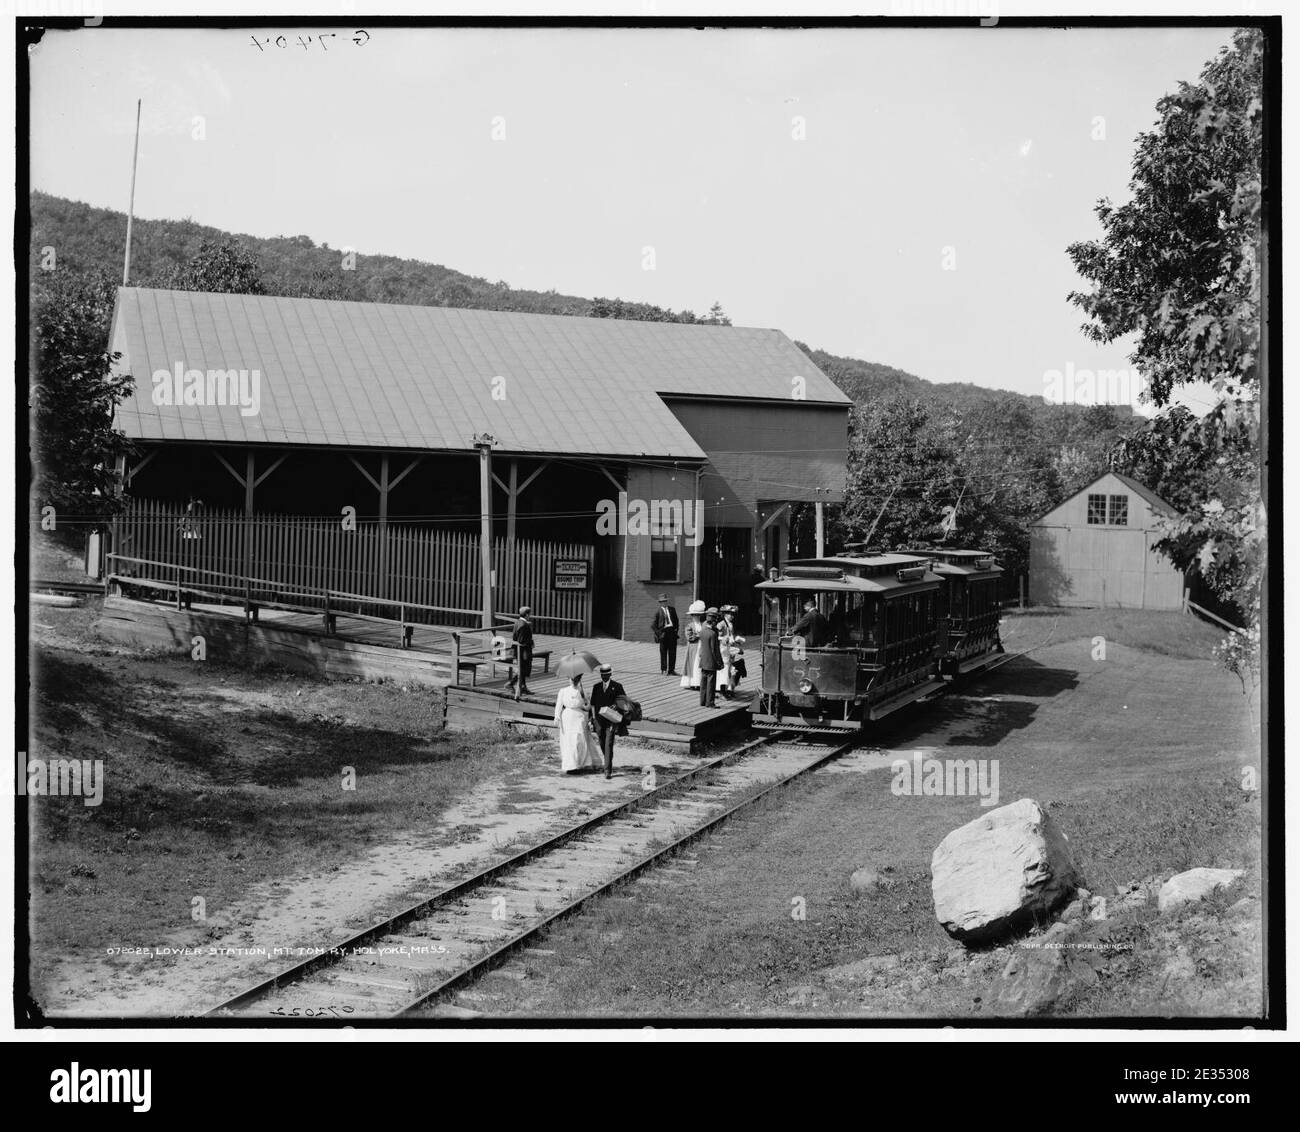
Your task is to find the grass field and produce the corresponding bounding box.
[26,601,545,1013]
[427,608,1263,1020]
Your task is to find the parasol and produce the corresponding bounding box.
[556,650,602,680]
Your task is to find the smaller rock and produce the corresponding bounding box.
[1157,868,1245,913]
[1162,951,1196,980]
[1228,897,1256,916]
[849,867,881,893]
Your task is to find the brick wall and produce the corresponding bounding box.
[623,578,696,644]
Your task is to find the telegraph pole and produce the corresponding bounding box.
[123,99,142,285]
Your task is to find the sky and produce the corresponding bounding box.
[28,23,1237,413]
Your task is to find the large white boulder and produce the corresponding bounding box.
[1157,868,1245,913]
[931,798,1080,945]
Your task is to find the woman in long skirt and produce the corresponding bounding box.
[713,605,733,697]
[679,600,707,689]
[554,675,601,773]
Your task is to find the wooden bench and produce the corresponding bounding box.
[456,658,486,686]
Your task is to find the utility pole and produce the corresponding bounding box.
[474,434,496,629]
[814,499,825,557]
[123,99,142,285]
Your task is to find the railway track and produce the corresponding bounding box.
[206,728,857,1019]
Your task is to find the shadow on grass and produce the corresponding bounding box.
[31,649,517,847]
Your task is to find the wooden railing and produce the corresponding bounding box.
[1185,597,1246,635]
[107,552,485,647]
[113,499,594,635]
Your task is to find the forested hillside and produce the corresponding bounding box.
[29,189,1141,581]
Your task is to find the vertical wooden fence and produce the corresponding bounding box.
[112,499,592,634]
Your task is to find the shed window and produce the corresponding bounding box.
[1108,494,1129,526]
[650,535,679,582]
[1086,494,1107,524]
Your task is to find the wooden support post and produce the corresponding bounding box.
[693,467,703,605]
[475,436,495,629]
[506,459,518,613]
[244,450,255,617]
[109,454,127,595]
[815,500,825,558]
[378,454,390,601]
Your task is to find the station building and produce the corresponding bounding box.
[107,287,850,642]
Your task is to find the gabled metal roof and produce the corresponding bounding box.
[109,287,848,459]
[1028,470,1179,525]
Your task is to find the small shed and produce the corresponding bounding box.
[1028,471,1186,610]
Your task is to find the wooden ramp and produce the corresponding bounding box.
[94,596,754,746]
[445,633,755,746]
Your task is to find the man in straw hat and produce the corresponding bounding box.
[588,663,627,779]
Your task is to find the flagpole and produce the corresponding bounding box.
[123,99,141,285]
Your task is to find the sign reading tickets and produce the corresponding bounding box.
[553,559,590,591]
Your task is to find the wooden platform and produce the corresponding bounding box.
[93,596,754,746]
[444,634,755,746]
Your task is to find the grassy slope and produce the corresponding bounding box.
[26,602,536,998]
[455,609,1262,1019]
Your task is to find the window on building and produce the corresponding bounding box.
[650,535,679,582]
[1086,494,1107,524]
[1108,494,1129,526]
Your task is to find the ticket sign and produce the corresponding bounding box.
[553,559,590,591]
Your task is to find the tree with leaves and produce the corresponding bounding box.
[31,266,134,521]
[158,237,265,294]
[1067,28,1263,682]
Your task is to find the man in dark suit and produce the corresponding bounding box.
[697,611,724,708]
[505,605,534,698]
[790,598,831,649]
[588,664,627,779]
[652,593,679,675]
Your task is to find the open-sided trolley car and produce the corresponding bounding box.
[750,552,947,731]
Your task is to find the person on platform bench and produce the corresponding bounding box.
[680,599,707,690]
[652,593,679,676]
[588,664,628,780]
[553,673,601,774]
[506,605,534,697]
[697,611,724,708]
[791,598,831,649]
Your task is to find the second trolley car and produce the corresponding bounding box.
[901,547,1005,677]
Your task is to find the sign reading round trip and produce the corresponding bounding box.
[552,559,590,591]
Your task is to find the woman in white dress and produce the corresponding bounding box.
[679,599,707,690]
[713,606,733,697]
[554,675,601,773]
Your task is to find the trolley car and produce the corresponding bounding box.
[750,552,947,731]
[901,547,1005,677]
